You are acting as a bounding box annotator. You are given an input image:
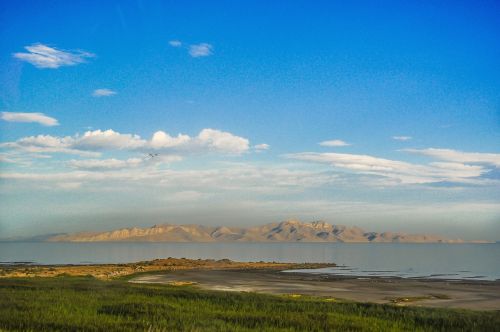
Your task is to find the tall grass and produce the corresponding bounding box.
[0,276,498,331]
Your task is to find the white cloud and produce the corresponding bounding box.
[169,40,182,47]
[147,129,249,154]
[254,143,270,151]
[286,152,488,185]
[1,112,59,126]
[197,129,248,154]
[1,128,250,155]
[404,148,500,167]
[319,139,350,147]
[92,89,116,97]
[73,130,146,151]
[150,131,191,149]
[189,43,213,57]
[392,136,412,141]
[13,43,94,69]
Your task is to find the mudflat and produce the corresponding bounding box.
[131,269,500,310]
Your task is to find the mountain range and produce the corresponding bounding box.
[45,220,474,243]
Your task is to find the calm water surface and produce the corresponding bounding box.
[0,242,498,281]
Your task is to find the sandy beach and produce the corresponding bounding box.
[131,269,500,311]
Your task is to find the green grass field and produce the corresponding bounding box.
[0,276,499,331]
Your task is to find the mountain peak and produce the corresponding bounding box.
[279,219,302,226]
[307,220,332,229]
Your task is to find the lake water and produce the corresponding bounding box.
[0,242,498,281]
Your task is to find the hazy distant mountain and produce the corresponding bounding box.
[46,220,473,243]
[0,233,67,242]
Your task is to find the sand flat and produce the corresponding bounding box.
[131,269,500,310]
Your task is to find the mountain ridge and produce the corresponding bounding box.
[45,220,484,243]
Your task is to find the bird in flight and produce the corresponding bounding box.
[147,153,159,158]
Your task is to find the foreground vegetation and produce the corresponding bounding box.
[0,277,499,332]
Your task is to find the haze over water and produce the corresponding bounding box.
[1,242,498,281]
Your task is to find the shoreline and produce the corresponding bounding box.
[286,271,500,283]
[2,258,499,311]
[2,261,497,282]
[283,268,500,282]
[131,268,500,311]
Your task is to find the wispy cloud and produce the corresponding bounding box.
[189,43,213,57]
[319,139,350,147]
[0,163,336,194]
[285,151,491,185]
[0,134,99,157]
[170,40,214,58]
[92,89,116,97]
[392,136,412,141]
[66,155,183,171]
[68,158,143,170]
[404,148,500,167]
[169,40,182,47]
[254,143,270,151]
[1,112,59,126]
[13,43,94,69]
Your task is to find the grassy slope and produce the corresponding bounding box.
[0,277,499,332]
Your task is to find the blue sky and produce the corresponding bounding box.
[1,0,499,240]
